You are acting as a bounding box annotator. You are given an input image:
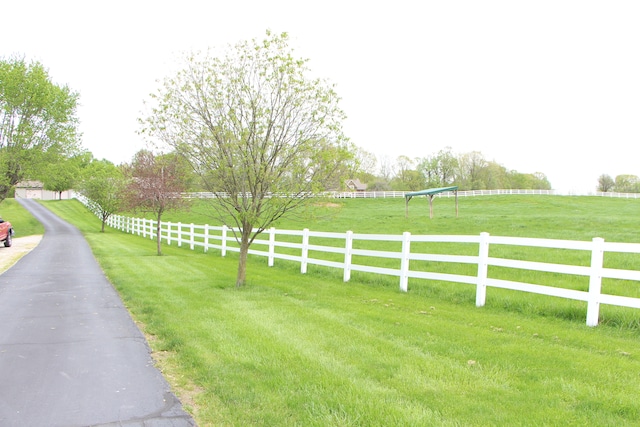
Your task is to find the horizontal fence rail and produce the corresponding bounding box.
[75,194,640,328]
[183,189,640,199]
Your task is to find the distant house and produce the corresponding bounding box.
[14,181,73,200]
[345,179,368,192]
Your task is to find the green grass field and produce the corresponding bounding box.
[11,196,640,426]
[0,199,45,237]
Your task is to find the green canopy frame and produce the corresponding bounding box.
[405,186,458,218]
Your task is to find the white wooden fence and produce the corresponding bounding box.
[184,189,640,199]
[103,213,640,327]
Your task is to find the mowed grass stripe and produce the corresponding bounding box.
[42,199,640,426]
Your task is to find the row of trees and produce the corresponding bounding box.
[597,174,640,193]
[78,151,191,256]
[1,34,353,287]
[353,147,552,192]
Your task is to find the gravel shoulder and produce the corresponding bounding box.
[0,235,43,275]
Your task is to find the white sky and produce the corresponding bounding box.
[2,0,639,193]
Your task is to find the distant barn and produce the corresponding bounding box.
[345,179,367,192]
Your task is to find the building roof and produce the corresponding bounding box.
[405,186,458,199]
[15,181,44,189]
[345,179,368,191]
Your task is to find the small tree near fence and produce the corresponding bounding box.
[122,150,191,255]
[78,159,125,232]
[141,31,352,286]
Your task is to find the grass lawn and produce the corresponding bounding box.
[39,197,640,426]
[0,198,45,237]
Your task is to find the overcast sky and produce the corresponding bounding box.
[3,0,639,193]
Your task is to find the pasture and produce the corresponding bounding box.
[31,196,640,425]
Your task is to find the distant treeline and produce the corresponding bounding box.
[349,147,551,192]
[597,174,640,193]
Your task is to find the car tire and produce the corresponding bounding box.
[4,232,11,247]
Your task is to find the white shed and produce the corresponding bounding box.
[14,181,73,200]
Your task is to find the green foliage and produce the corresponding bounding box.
[614,174,640,193]
[598,174,615,192]
[417,147,458,188]
[122,150,192,255]
[44,198,640,427]
[0,56,81,201]
[365,148,552,192]
[0,198,44,236]
[40,155,84,198]
[77,159,125,231]
[141,30,350,285]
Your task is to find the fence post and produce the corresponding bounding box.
[167,222,172,245]
[476,232,490,307]
[343,231,353,282]
[301,228,310,274]
[177,222,182,247]
[399,232,411,292]
[586,237,605,327]
[221,225,227,257]
[190,223,195,250]
[268,227,276,267]
[204,225,209,253]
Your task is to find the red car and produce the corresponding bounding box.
[0,217,14,247]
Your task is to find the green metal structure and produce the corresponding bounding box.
[405,186,459,218]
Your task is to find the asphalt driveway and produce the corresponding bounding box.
[0,199,195,426]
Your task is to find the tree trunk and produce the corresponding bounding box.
[156,212,163,256]
[235,226,252,287]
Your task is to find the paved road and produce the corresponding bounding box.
[0,199,195,426]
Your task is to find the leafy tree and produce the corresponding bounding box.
[417,155,439,187]
[614,174,640,193]
[43,160,77,199]
[417,147,458,188]
[368,178,391,191]
[354,147,378,177]
[344,146,378,188]
[389,155,418,190]
[482,161,508,189]
[457,151,487,190]
[597,174,615,192]
[390,155,424,190]
[390,169,424,191]
[0,56,80,201]
[122,150,191,255]
[531,172,552,190]
[40,152,90,199]
[141,31,350,286]
[78,159,125,232]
